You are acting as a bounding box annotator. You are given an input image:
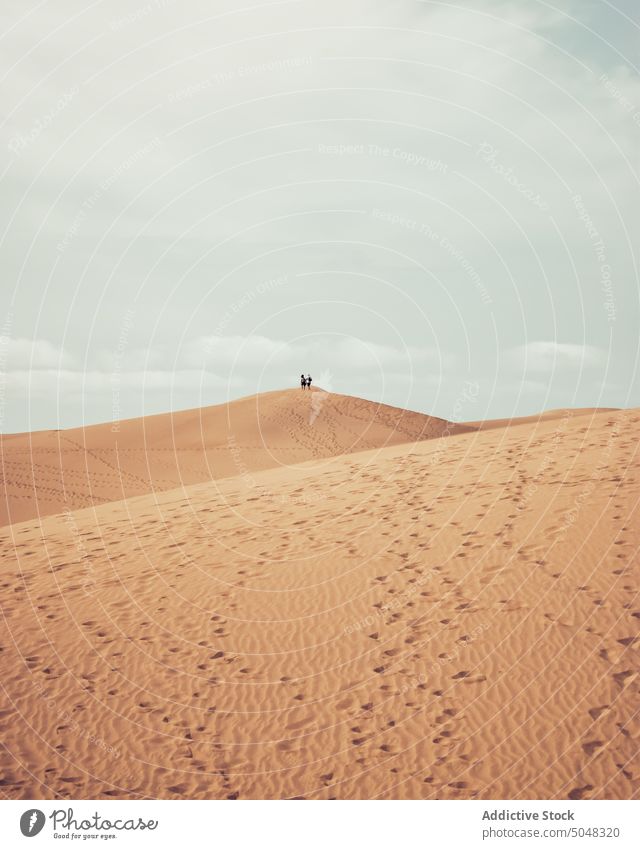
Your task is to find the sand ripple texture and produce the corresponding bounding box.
[0,393,638,799]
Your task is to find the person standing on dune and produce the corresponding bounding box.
[306,374,312,390]
[300,374,307,390]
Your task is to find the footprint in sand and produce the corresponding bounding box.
[582,740,604,757]
[167,783,188,795]
[612,670,635,688]
[568,785,593,800]
[588,705,610,721]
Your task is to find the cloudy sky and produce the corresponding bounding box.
[1,0,638,431]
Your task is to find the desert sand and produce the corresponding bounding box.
[0,389,638,800]
[0,389,469,526]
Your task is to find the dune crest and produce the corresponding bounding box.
[0,389,471,526]
[0,404,638,799]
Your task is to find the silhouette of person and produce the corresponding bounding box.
[300,373,306,390]
[306,374,312,389]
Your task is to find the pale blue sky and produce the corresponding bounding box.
[1,0,638,431]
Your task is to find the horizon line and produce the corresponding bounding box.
[0,386,625,437]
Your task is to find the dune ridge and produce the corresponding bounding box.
[0,388,471,527]
[0,399,638,800]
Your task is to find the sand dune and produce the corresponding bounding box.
[0,389,469,526]
[466,407,619,431]
[0,398,638,800]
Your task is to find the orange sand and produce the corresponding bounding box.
[0,389,469,526]
[0,391,638,799]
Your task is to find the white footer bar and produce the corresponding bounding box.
[0,799,638,849]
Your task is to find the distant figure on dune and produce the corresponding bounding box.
[306,374,312,390]
[300,374,307,390]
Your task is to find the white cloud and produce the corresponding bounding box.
[3,338,76,370]
[181,334,448,375]
[187,334,292,369]
[4,368,235,396]
[4,334,448,398]
[509,341,606,373]
[1,0,637,428]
